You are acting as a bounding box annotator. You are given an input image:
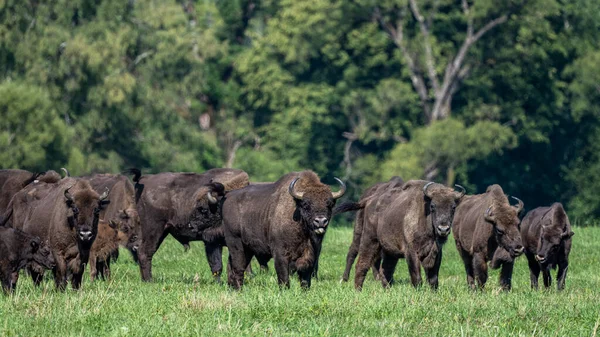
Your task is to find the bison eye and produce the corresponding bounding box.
[494,227,505,235]
[72,207,79,216]
[430,204,436,212]
[94,208,101,214]
[200,208,208,214]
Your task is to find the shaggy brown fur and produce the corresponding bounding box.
[4,178,108,290]
[338,180,464,290]
[520,203,573,290]
[338,176,404,283]
[453,184,524,290]
[222,171,346,290]
[130,168,249,282]
[0,226,55,293]
[89,220,122,281]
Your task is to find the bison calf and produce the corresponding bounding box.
[521,203,574,290]
[0,227,55,293]
[453,185,524,290]
[89,220,126,281]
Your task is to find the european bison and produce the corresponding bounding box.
[1,178,109,290]
[0,169,62,221]
[338,180,465,290]
[222,171,345,289]
[89,219,125,281]
[130,168,249,282]
[453,184,524,290]
[0,226,55,293]
[83,173,141,261]
[520,203,573,290]
[338,176,404,283]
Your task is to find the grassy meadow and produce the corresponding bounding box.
[1,226,599,336]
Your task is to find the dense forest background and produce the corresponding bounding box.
[1,0,600,220]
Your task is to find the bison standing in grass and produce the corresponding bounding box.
[1,177,109,290]
[520,203,573,290]
[453,185,524,290]
[222,171,345,289]
[130,168,249,282]
[0,226,55,293]
[337,180,465,290]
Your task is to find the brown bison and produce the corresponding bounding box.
[338,176,404,283]
[130,168,249,282]
[338,180,465,290]
[452,185,524,290]
[1,178,109,290]
[520,203,573,290]
[89,219,126,281]
[222,171,346,289]
[0,226,55,293]
[0,169,62,221]
[83,173,141,261]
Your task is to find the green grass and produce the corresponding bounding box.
[1,227,599,336]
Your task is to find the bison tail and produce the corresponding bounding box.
[123,168,142,183]
[22,171,44,188]
[334,202,364,215]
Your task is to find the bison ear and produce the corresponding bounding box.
[562,230,574,239]
[109,220,118,229]
[30,239,39,253]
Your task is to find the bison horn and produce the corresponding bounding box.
[331,177,346,200]
[99,187,110,201]
[484,206,495,223]
[454,184,466,199]
[288,177,304,200]
[510,196,524,215]
[64,184,75,202]
[61,168,70,178]
[423,182,435,198]
[207,191,218,205]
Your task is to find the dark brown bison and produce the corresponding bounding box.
[89,219,125,281]
[0,226,55,293]
[130,168,249,282]
[338,180,465,290]
[453,184,524,290]
[520,203,573,290]
[83,173,141,261]
[0,169,62,222]
[338,176,404,283]
[1,178,109,290]
[222,171,346,290]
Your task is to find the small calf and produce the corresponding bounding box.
[89,220,125,281]
[0,227,55,293]
[520,203,574,290]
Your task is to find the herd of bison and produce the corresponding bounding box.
[0,168,573,294]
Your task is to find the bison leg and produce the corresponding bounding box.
[138,231,168,282]
[298,268,313,289]
[1,270,12,293]
[556,262,568,291]
[424,249,443,290]
[379,253,399,288]
[354,238,381,291]
[406,252,423,288]
[53,256,68,291]
[28,266,44,287]
[526,253,540,290]
[542,268,552,288]
[89,254,98,282]
[372,254,382,281]
[274,254,291,289]
[256,255,270,273]
[498,261,514,291]
[342,228,362,283]
[104,258,111,281]
[226,239,251,290]
[472,253,488,290]
[204,242,223,283]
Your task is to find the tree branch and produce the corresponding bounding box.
[461,0,474,39]
[409,0,439,93]
[374,7,431,116]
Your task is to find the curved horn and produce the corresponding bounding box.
[331,177,346,200]
[511,196,524,215]
[61,168,70,178]
[99,187,109,201]
[288,177,303,200]
[207,191,218,205]
[64,184,75,202]
[422,182,435,198]
[484,206,495,223]
[454,184,466,199]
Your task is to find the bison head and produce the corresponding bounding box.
[110,208,141,253]
[181,182,226,236]
[484,196,524,258]
[423,182,466,239]
[535,203,574,265]
[288,176,346,235]
[28,237,55,270]
[65,184,110,244]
